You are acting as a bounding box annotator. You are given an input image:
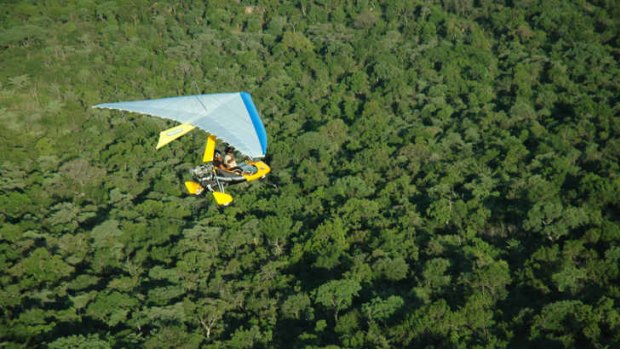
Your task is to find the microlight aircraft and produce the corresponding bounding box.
[93,92,270,206]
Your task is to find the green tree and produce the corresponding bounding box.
[361,296,404,323]
[304,217,349,269]
[86,291,139,327]
[47,334,111,349]
[314,279,361,321]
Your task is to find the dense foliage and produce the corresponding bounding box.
[1,1,619,348]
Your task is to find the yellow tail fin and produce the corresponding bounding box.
[157,123,196,149]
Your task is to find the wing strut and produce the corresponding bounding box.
[203,135,217,163]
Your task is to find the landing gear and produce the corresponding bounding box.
[187,163,233,206]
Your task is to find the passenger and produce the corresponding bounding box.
[213,149,223,168]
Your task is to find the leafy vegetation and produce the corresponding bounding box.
[1,1,619,348]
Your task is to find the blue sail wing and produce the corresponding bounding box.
[94,92,267,158]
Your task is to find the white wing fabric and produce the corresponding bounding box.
[93,92,268,158]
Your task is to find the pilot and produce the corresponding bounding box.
[224,146,238,170]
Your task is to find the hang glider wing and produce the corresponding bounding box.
[93,92,268,158]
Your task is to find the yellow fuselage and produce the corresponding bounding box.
[242,160,271,182]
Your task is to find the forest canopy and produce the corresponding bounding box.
[1,1,619,348]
